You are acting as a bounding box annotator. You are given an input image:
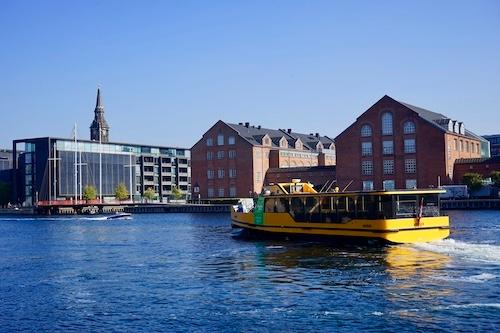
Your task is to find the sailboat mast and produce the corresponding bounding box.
[74,123,78,203]
[99,130,102,203]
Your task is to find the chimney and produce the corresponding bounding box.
[245,122,250,128]
[257,125,261,129]
[315,133,319,138]
[238,122,243,125]
[287,128,292,134]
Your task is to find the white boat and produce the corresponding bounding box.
[106,213,132,220]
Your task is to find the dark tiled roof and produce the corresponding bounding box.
[226,122,335,150]
[397,99,486,142]
[455,156,500,164]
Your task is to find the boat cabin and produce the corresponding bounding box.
[261,184,443,223]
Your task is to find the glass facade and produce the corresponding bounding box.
[14,138,191,206]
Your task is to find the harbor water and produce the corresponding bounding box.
[0,211,499,332]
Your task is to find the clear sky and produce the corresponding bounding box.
[1,0,499,149]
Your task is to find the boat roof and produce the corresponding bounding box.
[265,182,445,196]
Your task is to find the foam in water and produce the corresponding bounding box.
[412,239,500,264]
[431,273,497,284]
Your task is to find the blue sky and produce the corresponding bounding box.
[1,0,499,149]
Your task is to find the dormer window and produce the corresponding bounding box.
[295,139,303,150]
[279,137,288,148]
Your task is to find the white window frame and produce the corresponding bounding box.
[403,121,416,134]
[361,142,372,156]
[362,181,374,191]
[361,124,372,137]
[361,161,373,175]
[381,112,393,135]
[383,159,394,175]
[383,140,394,155]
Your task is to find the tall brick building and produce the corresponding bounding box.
[191,121,335,199]
[335,95,488,191]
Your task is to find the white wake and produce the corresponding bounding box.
[412,239,500,264]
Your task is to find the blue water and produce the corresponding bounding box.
[0,211,499,332]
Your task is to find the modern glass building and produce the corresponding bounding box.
[12,137,191,207]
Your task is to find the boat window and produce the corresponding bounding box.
[420,194,440,217]
[380,195,394,219]
[290,197,305,221]
[320,197,336,223]
[265,199,276,213]
[305,196,321,222]
[276,198,290,213]
[395,195,417,217]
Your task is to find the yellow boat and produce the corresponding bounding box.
[231,181,449,244]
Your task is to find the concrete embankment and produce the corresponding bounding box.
[441,199,500,210]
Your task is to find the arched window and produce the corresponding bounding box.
[381,112,393,135]
[403,121,415,134]
[361,124,372,137]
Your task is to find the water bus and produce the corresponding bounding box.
[231,181,449,244]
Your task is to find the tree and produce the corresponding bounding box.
[144,187,156,202]
[171,185,183,200]
[462,173,483,191]
[0,181,11,208]
[491,171,500,187]
[115,183,129,201]
[83,185,97,201]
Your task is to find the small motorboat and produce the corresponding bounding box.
[106,212,132,220]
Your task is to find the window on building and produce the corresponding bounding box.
[363,181,374,191]
[208,188,214,197]
[361,161,373,175]
[228,150,236,159]
[404,139,416,153]
[460,140,464,151]
[228,136,236,145]
[476,143,480,154]
[466,141,469,152]
[405,159,416,173]
[256,172,261,182]
[383,140,394,155]
[403,121,416,134]
[206,138,213,146]
[383,160,394,175]
[229,169,237,178]
[217,134,224,146]
[206,151,213,160]
[381,112,393,135]
[229,186,237,197]
[218,169,225,179]
[207,169,215,179]
[383,180,395,190]
[361,124,372,137]
[361,142,372,156]
[454,139,458,151]
[217,150,225,159]
[218,188,225,197]
[405,179,417,189]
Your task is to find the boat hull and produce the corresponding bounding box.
[231,211,449,244]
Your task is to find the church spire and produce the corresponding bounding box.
[90,88,110,142]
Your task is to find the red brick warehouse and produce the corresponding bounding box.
[335,95,488,191]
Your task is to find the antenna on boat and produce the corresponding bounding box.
[342,180,354,192]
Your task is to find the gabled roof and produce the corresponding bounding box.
[226,122,334,150]
[336,95,486,142]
